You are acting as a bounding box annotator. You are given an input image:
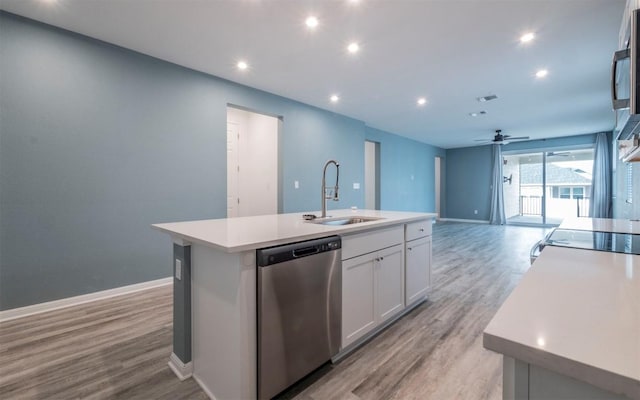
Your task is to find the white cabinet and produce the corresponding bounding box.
[342,254,376,347]
[405,236,431,305]
[375,244,404,323]
[340,220,433,351]
[405,219,432,306]
[342,244,404,348]
[341,227,404,349]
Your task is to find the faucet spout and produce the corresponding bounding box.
[321,160,340,218]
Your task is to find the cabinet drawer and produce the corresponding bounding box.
[405,219,431,241]
[342,225,404,260]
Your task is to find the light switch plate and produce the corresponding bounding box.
[353,182,360,189]
[294,180,299,189]
[175,259,182,280]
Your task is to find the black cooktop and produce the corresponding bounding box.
[545,229,640,255]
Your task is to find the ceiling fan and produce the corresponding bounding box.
[475,129,530,145]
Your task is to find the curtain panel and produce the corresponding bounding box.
[589,132,612,218]
[489,144,506,224]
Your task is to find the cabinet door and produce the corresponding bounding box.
[342,253,376,348]
[405,237,431,305]
[376,244,404,323]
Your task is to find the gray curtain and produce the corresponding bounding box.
[489,144,506,224]
[589,132,612,218]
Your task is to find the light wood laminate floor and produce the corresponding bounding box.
[0,222,549,400]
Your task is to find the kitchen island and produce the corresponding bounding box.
[484,219,640,400]
[152,209,436,400]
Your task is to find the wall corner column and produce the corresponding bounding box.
[168,239,193,380]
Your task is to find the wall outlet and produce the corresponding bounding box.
[294,180,299,189]
[353,182,360,189]
[175,259,182,280]
[474,210,478,215]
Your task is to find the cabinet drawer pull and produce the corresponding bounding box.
[380,256,384,260]
[418,228,424,232]
[375,257,380,262]
[408,247,412,251]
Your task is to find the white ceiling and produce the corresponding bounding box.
[0,0,626,149]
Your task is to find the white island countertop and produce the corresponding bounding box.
[152,209,436,253]
[483,246,640,399]
[559,217,640,234]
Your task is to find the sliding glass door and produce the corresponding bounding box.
[503,148,594,226]
[504,153,543,224]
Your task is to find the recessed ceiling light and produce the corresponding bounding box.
[237,61,248,70]
[305,16,319,29]
[330,94,340,103]
[520,32,535,43]
[347,42,360,54]
[535,69,548,78]
[417,97,427,106]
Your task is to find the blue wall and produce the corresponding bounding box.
[365,127,446,212]
[0,12,444,310]
[445,145,493,220]
[444,134,598,221]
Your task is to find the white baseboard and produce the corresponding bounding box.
[0,277,173,322]
[168,352,194,381]
[438,218,490,224]
[193,373,218,400]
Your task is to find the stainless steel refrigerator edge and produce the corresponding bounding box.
[257,236,342,400]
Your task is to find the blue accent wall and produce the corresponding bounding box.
[365,127,446,212]
[0,12,444,310]
[445,145,493,220]
[444,134,599,221]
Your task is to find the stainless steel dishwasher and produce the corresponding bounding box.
[256,235,342,400]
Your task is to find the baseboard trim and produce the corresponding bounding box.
[0,277,172,322]
[168,352,194,381]
[438,218,490,224]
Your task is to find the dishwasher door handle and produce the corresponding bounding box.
[293,246,320,258]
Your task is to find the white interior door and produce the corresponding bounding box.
[227,107,278,217]
[227,122,240,218]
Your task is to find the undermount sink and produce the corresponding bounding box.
[309,216,385,226]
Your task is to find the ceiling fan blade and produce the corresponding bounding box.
[508,136,529,140]
[474,139,491,142]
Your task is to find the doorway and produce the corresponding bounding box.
[227,107,279,218]
[435,157,442,219]
[503,148,594,226]
[364,140,380,210]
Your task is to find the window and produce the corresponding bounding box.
[552,186,586,199]
[573,187,584,199]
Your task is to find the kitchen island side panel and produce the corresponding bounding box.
[191,244,257,400]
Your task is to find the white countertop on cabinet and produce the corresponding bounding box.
[559,217,640,234]
[483,246,640,399]
[152,209,436,253]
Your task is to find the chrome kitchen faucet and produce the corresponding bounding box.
[321,160,340,218]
